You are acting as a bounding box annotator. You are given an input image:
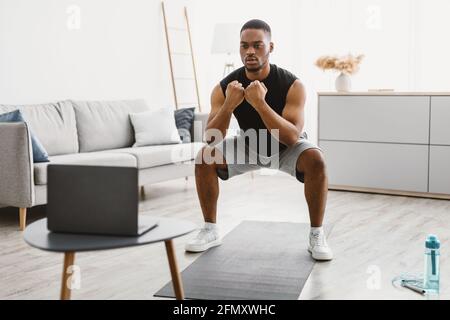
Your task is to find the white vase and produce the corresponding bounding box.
[335,72,351,92]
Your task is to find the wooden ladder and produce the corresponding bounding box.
[161,1,202,112]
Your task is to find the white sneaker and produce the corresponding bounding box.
[185,227,222,252]
[308,231,333,261]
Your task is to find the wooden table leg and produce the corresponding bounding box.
[164,240,185,300]
[60,252,76,300]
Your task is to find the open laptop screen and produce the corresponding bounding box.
[47,165,139,236]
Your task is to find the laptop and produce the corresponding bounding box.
[47,164,158,236]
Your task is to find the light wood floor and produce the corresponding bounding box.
[0,172,448,300]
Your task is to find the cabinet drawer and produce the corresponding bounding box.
[430,97,450,145]
[319,96,430,144]
[319,140,429,192]
[429,146,450,194]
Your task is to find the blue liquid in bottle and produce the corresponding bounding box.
[423,234,440,294]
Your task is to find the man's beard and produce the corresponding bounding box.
[244,55,269,73]
[245,61,264,73]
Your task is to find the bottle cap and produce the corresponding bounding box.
[425,234,440,249]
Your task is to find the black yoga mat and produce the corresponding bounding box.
[155,220,332,300]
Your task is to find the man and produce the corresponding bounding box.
[185,19,333,261]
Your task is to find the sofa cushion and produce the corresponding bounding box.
[105,142,205,169]
[34,152,137,185]
[71,99,149,152]
[0,100,79,156]
[130,108,182,147]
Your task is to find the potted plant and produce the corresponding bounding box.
[315,54,364,92]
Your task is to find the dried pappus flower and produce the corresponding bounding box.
[315,53,364,75]
[315,55,337,70]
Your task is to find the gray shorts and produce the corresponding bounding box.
[214,132,322,183]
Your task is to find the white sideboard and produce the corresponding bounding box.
[318,92,450,199]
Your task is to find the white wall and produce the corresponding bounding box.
[415,0,450,91]
[291,0,417,143]
[2,0,449,144]
[0,0,178,107]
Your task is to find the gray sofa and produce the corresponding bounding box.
[0,100,208,230]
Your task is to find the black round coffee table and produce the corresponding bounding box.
[24,216,196,300]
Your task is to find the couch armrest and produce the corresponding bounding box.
[191,112,209,143]
[0,122,35,208]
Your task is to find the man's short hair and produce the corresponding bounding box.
[240,19,271,38]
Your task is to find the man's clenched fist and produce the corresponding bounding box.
[225,80,245,110]
[245,80,267,109]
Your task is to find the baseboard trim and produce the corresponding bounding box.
[329,184,450,200]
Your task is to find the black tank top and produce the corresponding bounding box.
[220,64,298,157]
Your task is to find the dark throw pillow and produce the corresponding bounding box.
[174,107,196,143]
[0,109,49,162]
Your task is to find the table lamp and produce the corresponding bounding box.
[211,23,241,77]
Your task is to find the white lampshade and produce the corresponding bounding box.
[211,23,241,55]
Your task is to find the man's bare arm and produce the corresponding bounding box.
[245,80,305,146]
[205,81,244,144]
[280,80,305,141]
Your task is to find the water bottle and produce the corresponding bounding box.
[423,234,440,294]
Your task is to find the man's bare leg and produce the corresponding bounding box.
[296,148,328,227]
[296,148,333,260]
[185,146,227,252]
[195,146,228,223]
